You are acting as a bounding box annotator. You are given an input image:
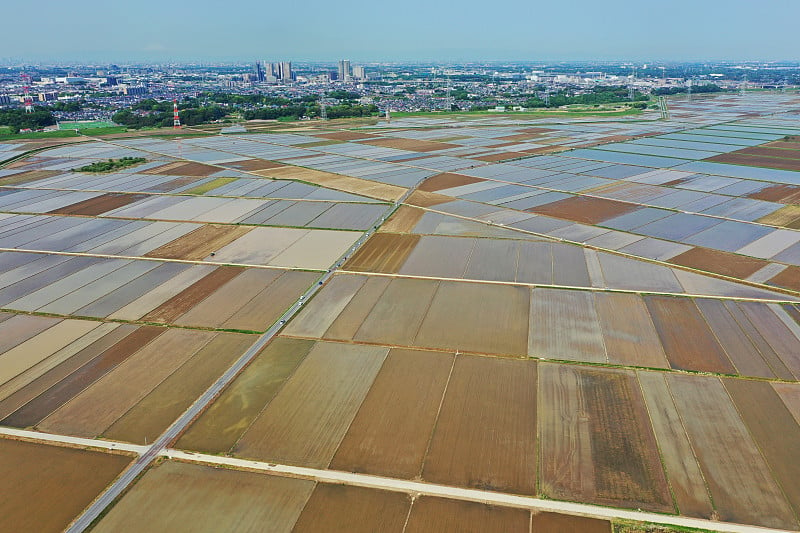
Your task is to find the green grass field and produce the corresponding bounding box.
[58,120,117,130]
[0,130,80,141]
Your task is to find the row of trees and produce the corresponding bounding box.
[111,104,226,129]
[522,86,649,109]
[243,103,378,121]
[653,84,726,96]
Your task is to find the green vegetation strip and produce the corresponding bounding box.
[74,157,146,173]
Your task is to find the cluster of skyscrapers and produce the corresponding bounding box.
[253,61,293,83]
[337,60,366,82]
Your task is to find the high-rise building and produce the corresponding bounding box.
[279,62,293,81]
[254,61,265,82]
[338,60,351,82]
[352,66,366,81]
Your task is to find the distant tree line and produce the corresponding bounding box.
[243,103,378,121]
[522,86,649,108]
[112,99,226,128]
[653,84,726,96]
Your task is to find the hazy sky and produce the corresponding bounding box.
[3,0,799,62]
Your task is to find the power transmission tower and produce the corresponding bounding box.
[319,101,327,121]
[658,96,670,120]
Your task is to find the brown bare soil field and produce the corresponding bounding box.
[724,378,800,519]
[706,152,800,171]
[0,439,131,533]
[529,196,639,225]
[722,300,796,380]
[595,293,668,368]
[233,342,388,467]
[223,159,284,171]
[417,172,485,192]
[146,176,199,192]
[739,146,800,159]
[774,382,800,425]
[140,266,244,324]
[737,301,800,377]
[768,265,800,292]
[405,496,530,533]
[415,281,530,355]
[765,139,800,149]
[1,326,164,428]
[220,270,319,332]
[529,288,606,363]
[694,299,776,379]
[423,355,537,494]
[405,190,454,207]
[331,348,453,478]
[668,247,767,279]
[747,183,800,204]
[473,151,531,162]
[145,224,252,261]
[149,161,221,177]
[0,169,61,185]
[531,511,612,533]
[354,277,439,346]
[103,332,255,443]
[255,166,405,202]
[668,374,797,529]
[37,329,216,437]
[292,484,411,533]
[644,295,736,374]
[48,193,147,216]
[283,274,366,338]
[93,460,315,533]
[637,372,713,518]
[0,315,60,355]
[359,137,460,152]
[344,233,420,273]
[380,205,425,232]
[315,131,377,141]
[173,268,283,329]
[0,323,136,416]
[176,337,313,454]
[758,205,800,229]
[323,276,391,340]
[539,364,672,513]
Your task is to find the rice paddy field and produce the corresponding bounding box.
[1,92,800,532]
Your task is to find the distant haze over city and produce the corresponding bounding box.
[3,0,799,62]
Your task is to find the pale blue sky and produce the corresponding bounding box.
[3,0,799,62]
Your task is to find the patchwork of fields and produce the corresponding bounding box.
[1,92,800,532]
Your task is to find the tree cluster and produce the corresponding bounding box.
[74,157,146,173]
[0,108,56,134]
